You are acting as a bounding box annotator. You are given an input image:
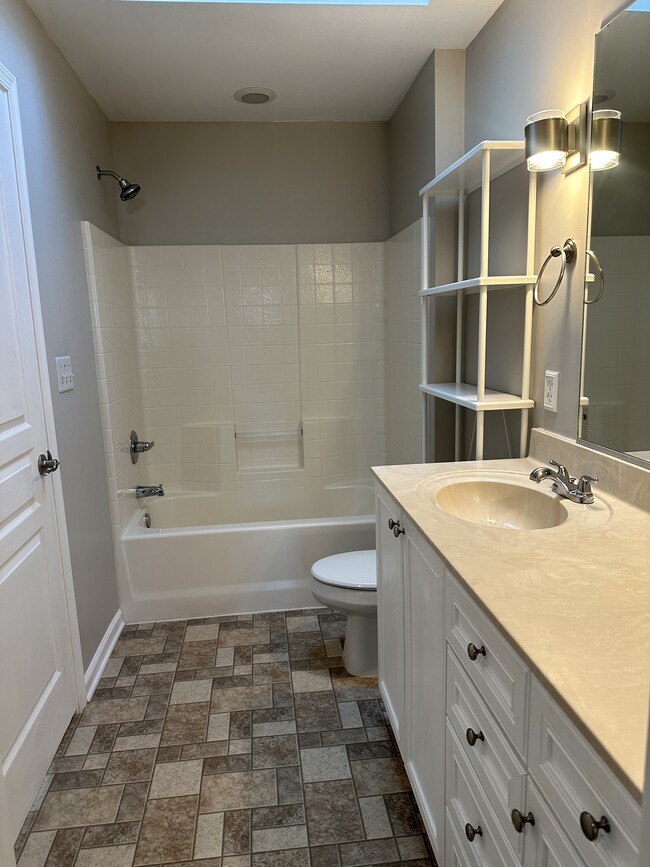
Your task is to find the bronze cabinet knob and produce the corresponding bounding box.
[511,809,535,833]
[466,728,485,747]
[465,823,483,843]
[580,811,611,841]
[467,643,486,661]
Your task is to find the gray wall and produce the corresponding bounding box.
[0,0,120,668]
[111,121,389,246]
[465,0,623,440]
[388,51,436,237]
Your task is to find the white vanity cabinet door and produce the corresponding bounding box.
[446,809,474,867]
[522,783,585,867]
[528,678,641,867]
[375,485,405,745]
[403,516,446,860]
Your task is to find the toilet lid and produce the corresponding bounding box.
[311,550,376,590]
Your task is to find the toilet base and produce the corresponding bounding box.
[343,612,378,677]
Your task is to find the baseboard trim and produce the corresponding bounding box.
[84,609,124,702]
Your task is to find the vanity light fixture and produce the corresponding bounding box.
[590,110,622,171]
[525,104,587,174]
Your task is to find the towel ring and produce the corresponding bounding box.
[584,249,605,304]
[534,238,577,307]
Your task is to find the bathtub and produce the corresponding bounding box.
[120,483,375,622]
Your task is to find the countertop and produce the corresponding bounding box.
[372,453,650,800]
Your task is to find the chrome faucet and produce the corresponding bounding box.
[135,484,165,498]
[529,460,598,504]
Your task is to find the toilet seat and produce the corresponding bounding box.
[311,550,376,590]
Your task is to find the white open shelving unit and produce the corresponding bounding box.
[419,140,538,462]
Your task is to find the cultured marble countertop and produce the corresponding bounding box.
[372,454,650,800]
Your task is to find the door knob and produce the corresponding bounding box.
[465,823,483,842]
[467,642,486,661]
[466,728,485,747]
[38,450,60,475]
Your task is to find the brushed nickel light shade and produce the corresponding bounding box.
[524,110,568,172]
[590,110,622,171]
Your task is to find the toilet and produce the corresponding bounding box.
[311,549,377,677]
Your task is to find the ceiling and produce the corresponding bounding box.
[26,0,503,122]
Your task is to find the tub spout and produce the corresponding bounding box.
[135,484,165,498]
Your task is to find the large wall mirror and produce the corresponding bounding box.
[579,0,650,465]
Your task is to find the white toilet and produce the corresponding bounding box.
[310,549,377,677]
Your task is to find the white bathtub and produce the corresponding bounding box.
[120,483,375,622]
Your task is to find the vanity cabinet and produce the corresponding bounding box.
[374,481,642,867]
[375,487,446,857]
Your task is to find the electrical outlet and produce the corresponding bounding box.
[55,355,74,392]
[544,370,559,412]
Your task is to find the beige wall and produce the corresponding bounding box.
[465,0,623,440]
[110,122,389,246]
[0,0,120,668]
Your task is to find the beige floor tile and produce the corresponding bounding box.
[286,616,320,634]
[300,746,351,782]
[211,685,273,713]
[252,825,308,852]
[75,844,136,866]
[218,627,270,648]
[65,726,97,756]
[200,769,278,812]
[169,679,213,704]
[291,670,332,694]
[185,624,220,642]
[208,711,231,741]
[194,811,225,858]
[16,830,56,867]
[149,759,203,798]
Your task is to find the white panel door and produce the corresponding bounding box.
[0,65,81,843]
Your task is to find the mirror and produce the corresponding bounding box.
[579,0,650,465]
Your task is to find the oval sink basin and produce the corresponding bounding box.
[430,479,568,530]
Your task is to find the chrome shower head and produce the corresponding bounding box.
[96,166,141,201]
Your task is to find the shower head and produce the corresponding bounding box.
[96,166,141,201]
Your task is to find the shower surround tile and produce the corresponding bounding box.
[16,610,436,866]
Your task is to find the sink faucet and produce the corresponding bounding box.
[529,460,598,504]
[135,484,165,498]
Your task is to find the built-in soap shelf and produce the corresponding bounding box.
[234,421,304,472]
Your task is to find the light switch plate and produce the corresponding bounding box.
[55,355,74,392]
[544,370,559,412]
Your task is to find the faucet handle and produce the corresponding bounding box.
[576,475,598,495]
[549,459,571,483]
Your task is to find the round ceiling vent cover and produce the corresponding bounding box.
[234,87,277,105]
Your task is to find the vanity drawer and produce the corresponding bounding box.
[446,722,519,867]
[446,572,529,757]
[528,678,641,867]
[445,808,474,867]
[446,647,527,860]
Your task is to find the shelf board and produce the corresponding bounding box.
[420,275,537,298]
[420,140,525,198]
[419,382,535,411]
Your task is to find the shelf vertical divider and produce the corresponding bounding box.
[455,188,466,461]
[476,148,491,460]
[520,170,538,456]
[420,193,430,463]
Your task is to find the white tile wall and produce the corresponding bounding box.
[82,222,145,534]
[85,228,394,505]
[385,221,422,465]
[583,236,650,454]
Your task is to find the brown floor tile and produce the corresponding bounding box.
[116,782,149,822]
[303,780,364,845]
[178,640,218,670]
[81,821,140,847]
[131,671,175,696]
[49,770,104,791]
[252,735,299,769]
[252,804,306,829]
[350,758,410,797]
[294,692,340,733]
[79,698,149,727]
[218,626,270,647]
[161,701,210,745]
[251,849,310,867]
[112,637,166,658]
[276,766,303,805]
[34,786,123,831]
[43,827,83,866]
[134,794,199,865]
[102,748,157,784]
[223,809,251,855]
[200,769,278,812]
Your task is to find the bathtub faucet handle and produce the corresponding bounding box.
[130,430,155,464]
